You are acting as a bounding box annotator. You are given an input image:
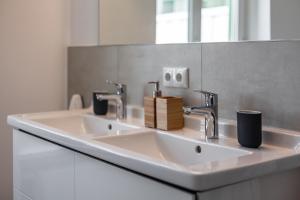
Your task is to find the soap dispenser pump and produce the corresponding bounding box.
[148,81,162,98]
[144,81,162,128]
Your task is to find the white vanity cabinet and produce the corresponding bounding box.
[14,189,32,200]
[13,130,196,200]
[74,153,195,200]
[13,130,75,200]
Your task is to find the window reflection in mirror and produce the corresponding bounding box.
[156,0,236,43]
[156,0,189,43]
[201,0,232,42]
[155,0,275,44]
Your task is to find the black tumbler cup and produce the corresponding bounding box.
[237,110,262,148]
[93,91,109,115]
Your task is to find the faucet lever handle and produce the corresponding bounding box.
[106,80,126,94]
[193,90,218,105]
[193,90,216,96]
[106,80,126,89]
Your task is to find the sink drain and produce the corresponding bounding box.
[107,124,112,130]
[195,145,202,154]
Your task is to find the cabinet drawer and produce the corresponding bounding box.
[75,153,195,200]
[13,130,75,200]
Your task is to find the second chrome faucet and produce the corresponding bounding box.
[96,80,127,120]
[183,90,218,139]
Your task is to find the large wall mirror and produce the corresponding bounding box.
[70,0,300,46]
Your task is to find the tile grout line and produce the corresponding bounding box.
[200,44,203,91]
[116,46,120,82]
[200,44,204,103]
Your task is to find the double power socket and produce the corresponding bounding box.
[163,67,189,88]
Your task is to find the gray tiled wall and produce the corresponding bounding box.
[68,41,300,131]
[202,41,300,130]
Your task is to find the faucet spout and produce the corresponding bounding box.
[96,80,127,120]
[96,94,125,120]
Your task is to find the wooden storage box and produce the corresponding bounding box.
[156,97,184,130]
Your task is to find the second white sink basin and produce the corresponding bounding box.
[97,131,251,166]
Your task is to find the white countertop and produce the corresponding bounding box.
[7,107,300,191]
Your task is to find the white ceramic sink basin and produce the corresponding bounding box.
[34,114,140,137]
[8,109,300,191]
[97,131,251,166]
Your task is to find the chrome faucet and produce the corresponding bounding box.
[96,80,127,120]
[183,90,218,139]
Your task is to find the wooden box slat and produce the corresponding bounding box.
[144,96,156,128]
[156,97,184,130]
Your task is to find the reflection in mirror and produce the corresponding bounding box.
[70,0,300,46]
[201,0,234,42]
[156,0,235,43]
[156,0,190,43]
[99,0,156,45]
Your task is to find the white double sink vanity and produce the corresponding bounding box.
[8,107,300,200]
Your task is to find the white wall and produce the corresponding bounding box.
[0,0,69,199]
[271,0,300,40]
[99,0,156,45]
[70,0,99,46]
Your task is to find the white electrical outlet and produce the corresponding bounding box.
[163,67,189,88]
[163,67,175,87]
[174,67,189,88]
